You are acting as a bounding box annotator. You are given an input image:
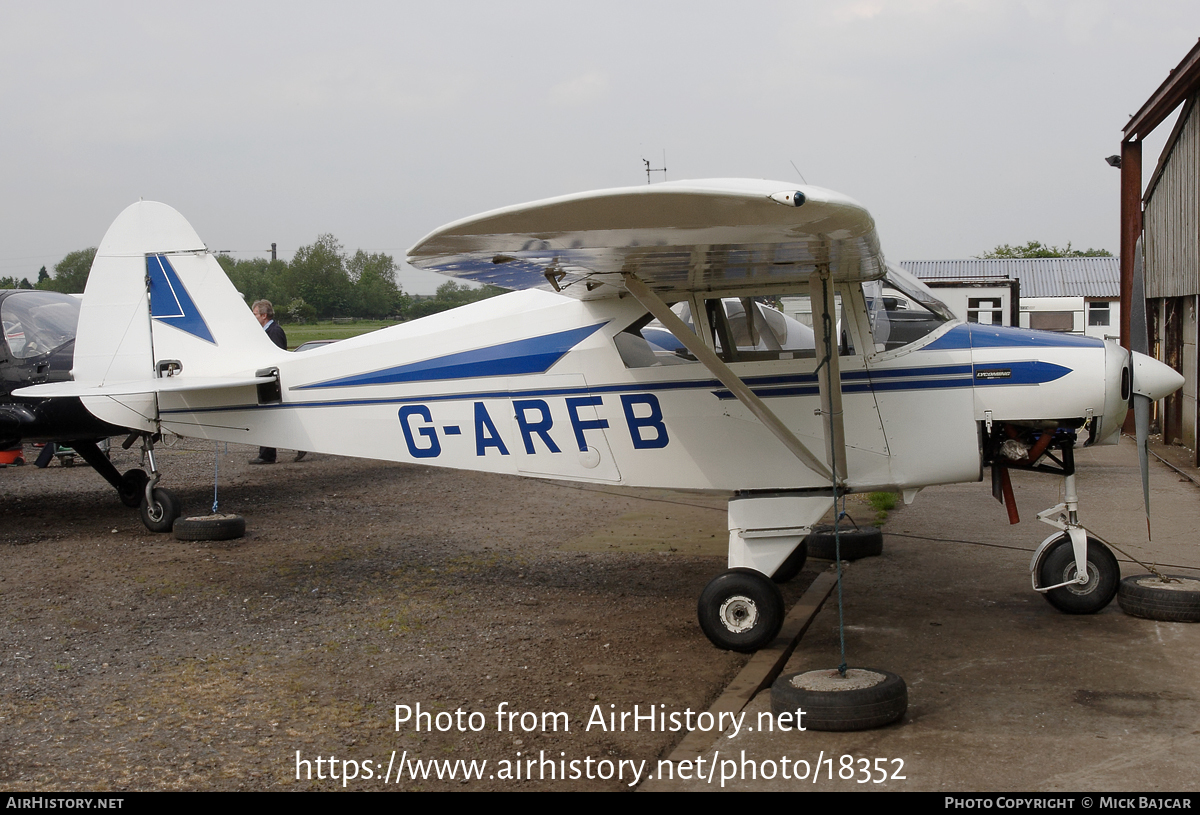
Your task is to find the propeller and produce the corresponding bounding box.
[1126,237,1188,546]
[1129,237,1152,540]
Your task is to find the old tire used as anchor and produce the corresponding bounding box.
[698,568,784,653]
[771,668,907,731]
[806,525,883,561]
[1038,535,1119,614]
[139,487,182,534]
[1117,574,1200,623]
[174,514,247,542]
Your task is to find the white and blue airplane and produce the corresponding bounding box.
[19,179,1183,651]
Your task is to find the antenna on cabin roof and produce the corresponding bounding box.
[789,160,808,185]
[643,150,667,184]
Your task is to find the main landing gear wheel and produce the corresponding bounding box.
[118,469,149,508]
[1038,535,1119,614]
[139,487,182,534]
[697,568,784,652]
[771,668,907,731]
[806,525,883,561]
[173,514,246,542]
[771,541,808,584]
[1117,574,1200,623]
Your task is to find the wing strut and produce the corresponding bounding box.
[622,272,835,481]
[810,266,849,482]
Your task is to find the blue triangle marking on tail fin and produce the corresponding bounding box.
[147,254,216,344]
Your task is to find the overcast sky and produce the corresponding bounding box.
[1,1,1198,294]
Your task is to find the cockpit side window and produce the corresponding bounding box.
[706,295,843,362]
[864,266,953,352]
[1,292,80,360]
[617,294,859,368]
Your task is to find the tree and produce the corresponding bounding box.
[347,250,408,319]
[0,276,32,289]
[978,241,1113,259]
[283,235,353,318]
[217,255,288,307]
[36,266,49,285]
[286,297,317,323]
[404,281,505,320]
[38,248,97,293]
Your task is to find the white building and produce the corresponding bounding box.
[900,257,1120,341]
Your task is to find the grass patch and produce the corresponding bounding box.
[867,491,899,526]
[282,320,400,348]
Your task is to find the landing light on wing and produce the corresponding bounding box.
[770,190,806,207]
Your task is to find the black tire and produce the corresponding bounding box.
[118,469,149,508]
[139,487,182,534]
[772,541,809,584]
[173,514,246,542]
[807,525,883,561]
[697,568,784,652]
[12,457,23,466]
[771,668,907,731]
[1038,535,1119,614]
[1117,574,1200,622]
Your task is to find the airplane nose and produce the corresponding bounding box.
[1131,351,1184,402]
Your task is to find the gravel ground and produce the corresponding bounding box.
[0,438,821,791]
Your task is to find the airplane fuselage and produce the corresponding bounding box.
[145,282,1128,497]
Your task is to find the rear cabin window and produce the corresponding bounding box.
[616,303,700,368]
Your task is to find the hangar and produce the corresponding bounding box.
[1121,39,1200,461]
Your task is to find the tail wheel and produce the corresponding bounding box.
[1038,535,1119,614]
[697,568,784,652]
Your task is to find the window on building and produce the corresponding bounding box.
[1029,311,1074,332]
[967,297,1003,325]
[1088,301,1111,327]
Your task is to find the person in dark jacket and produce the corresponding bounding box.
[249,300,306,463]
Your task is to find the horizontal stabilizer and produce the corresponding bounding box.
[16,375,275,399]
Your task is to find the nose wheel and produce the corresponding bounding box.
[128,432,183,533]
[1035,534,1119,614]
[140,487,182,533]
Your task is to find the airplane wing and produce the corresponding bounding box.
[409,178,878,488]
[407,179,885,299]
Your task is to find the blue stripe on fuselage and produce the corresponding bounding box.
[924,323,1104,351]
[294,323,608,389]
[163,359,1073,417]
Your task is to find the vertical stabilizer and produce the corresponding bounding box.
[74,201,287,432]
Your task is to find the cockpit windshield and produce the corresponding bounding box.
[864,265,955,352]
[1,291,80,360]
